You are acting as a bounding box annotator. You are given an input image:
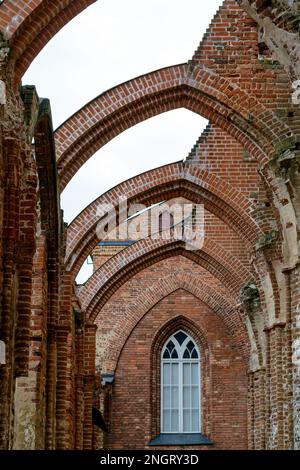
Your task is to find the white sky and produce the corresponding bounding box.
[22,0,224,282]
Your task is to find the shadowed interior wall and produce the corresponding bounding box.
[104,289,247,450]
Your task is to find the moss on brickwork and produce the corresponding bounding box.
[256,229,278,250]
[240,282,261,313]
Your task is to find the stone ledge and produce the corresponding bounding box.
[148,433,214,446]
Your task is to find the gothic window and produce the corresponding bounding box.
[161,331,201,434]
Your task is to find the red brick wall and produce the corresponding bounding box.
[187,124,260,197]
[104,289,247,450]
[92,245,127,271]
[90,207,251,272]
[1,0,300,452]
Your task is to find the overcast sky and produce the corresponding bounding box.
[22,0,223,282]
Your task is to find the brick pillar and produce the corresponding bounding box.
[56,268,74,449]
[75,329,84,450]
[83,375,95,450]
[14,149,37,377]
[55,326,70,449]
[67,326,76,448]
[45,328,57,449]
[290,265,300,449]
[92,372,102,450]
[45,257,60,449]
[282,270,293,450]
[13,375,40,449]
[265,324,285,449]
[83,323,97,450]
[12,235,48,449]
[248,369,266,449]
[75,374,84,449]
[0,136,21,449]
[59,272,73,324]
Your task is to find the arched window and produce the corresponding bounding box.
[161,330,201,434]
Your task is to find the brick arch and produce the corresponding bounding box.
[95,269,252,375]
[55,63,294,190]
[80,236,253,321]
[0,0,96,86]
[66,162,260,276]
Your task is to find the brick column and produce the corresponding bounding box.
[248,369,266,449]
[12,235,48,449]
[14,149,37,377]
[282,270,293,450]
[0,135,21,449]
[55,326,70,449]
[83,375,95,450]
[56,267,74,449]
[45,328,57,449]
[75,374,84,449]
[83,323,97,450]
[290,265,300,449]
[265,324,285,449]
[75,326,84,450]
[45,257,60,449]
[92,372,102,450]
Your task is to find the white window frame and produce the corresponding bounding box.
[161,330,201,434]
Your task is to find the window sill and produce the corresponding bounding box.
[148,433,213,446]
